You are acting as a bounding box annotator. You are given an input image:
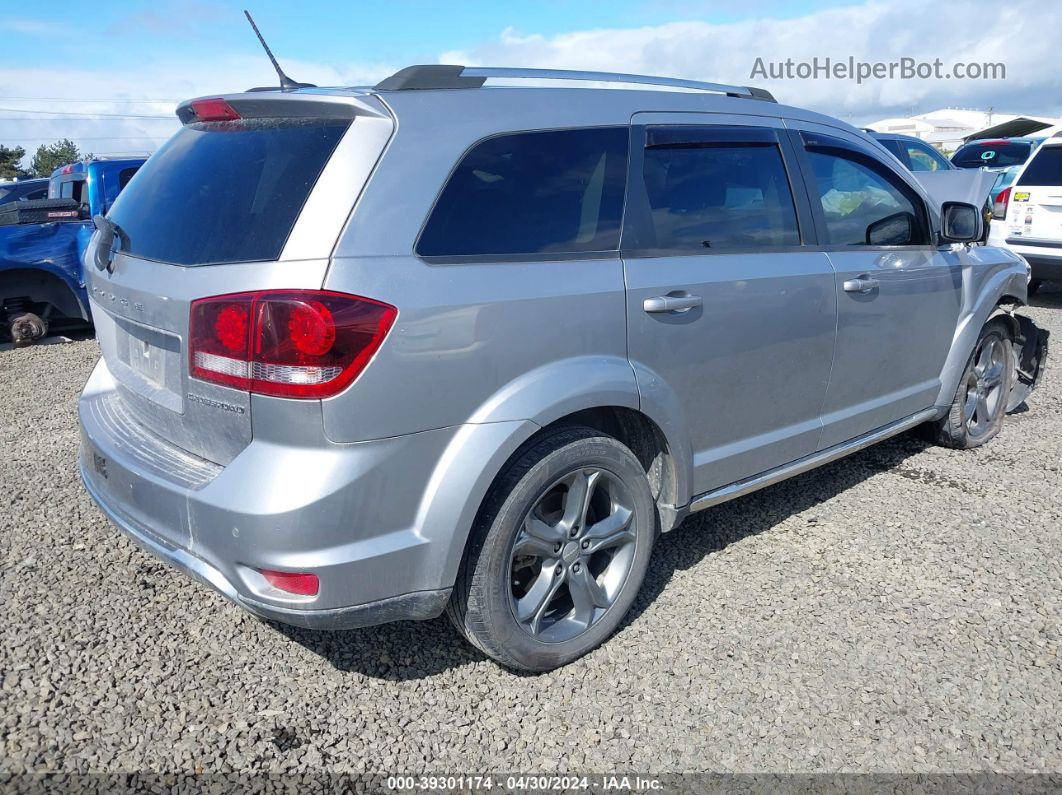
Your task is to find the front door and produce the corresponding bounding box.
[791,128,962,449]
[623,117,836,496]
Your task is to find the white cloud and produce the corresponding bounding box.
[0,19,75,37]
[0,56,394,168]
[3,0,1057,170]
[442,0,1060,124]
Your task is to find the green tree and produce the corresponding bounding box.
[0,145,30,180]
[31,139,86,178]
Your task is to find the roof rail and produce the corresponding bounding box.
[374,65,776,102]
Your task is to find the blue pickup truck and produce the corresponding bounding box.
[0,157,144,344]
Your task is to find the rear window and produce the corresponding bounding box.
[108,118,349,266]
[117,167,138,190]
[952,141,1032,168]
[417,127,628,258]
[642,141,800,250]
[1017,146,1062,186]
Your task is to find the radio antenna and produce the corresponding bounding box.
[243,9,315,91]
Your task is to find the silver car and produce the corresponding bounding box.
[78,66,1048,671]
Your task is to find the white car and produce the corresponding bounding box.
[989,135,1062,294]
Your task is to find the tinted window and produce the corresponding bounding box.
[59,180,86,205]
[905,142,947,171]
[1017,146,1062,186]
[806,149,926,246]
[118,167,138,190]
[642,141,799,250]
[877,139,905,162]
[108,118,349,266]
[417,127,628,257]
[952,141,1032,168]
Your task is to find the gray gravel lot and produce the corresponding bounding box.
[2,291,1061,777]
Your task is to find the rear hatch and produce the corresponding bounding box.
[1006,143,1062,245]
[86,91,393,465]
[952,139,1034,170]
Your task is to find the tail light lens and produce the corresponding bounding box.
[993,187,1011,221]
[189,290,396,399]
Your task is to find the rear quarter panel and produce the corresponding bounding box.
[0,221,92,320]
[322,90,648,442]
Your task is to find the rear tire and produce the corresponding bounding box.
[1028,279,1044,297]
[447,425,656,671]
[926,319,1014,449]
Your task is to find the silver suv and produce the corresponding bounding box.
[79,66,1048,671]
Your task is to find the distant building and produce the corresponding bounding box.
[865,109,1062,154]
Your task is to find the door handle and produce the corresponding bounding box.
[842,276,879,293]
[643,293,703,313]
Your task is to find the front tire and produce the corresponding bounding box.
[927,319,1015,449]
[448,426,656,671]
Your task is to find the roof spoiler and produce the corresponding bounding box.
[374,65,776,102]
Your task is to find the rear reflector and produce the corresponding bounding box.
[259,569,319,597]
[190,98,241,122]
[189,290,396,399]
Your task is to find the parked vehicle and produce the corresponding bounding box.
[0,158,144,343]
[0,178,49,205]
[868,131,954,172]
[989,134,1062,293]
[48,158,143,216]
[78,66,1048,671]
[951,137,1045,203]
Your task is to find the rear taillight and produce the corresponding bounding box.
[190,98,241,122]
[993,187,1011,221]
[189,290,396,399]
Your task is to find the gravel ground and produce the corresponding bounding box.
[2,291,1061,778]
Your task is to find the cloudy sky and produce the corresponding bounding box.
[1,0,1056,166]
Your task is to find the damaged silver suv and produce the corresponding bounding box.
[78,66,1048,671]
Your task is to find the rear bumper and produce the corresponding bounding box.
[78,357,461,630]
[1002,238,1062,280]
[79,463,450,629]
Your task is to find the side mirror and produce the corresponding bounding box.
[940,201,983,244]
[865,211,914,246]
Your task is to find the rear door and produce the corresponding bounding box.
[623,114,836,495]
[86,95,393,464]
[789,126,962,448]
[1007,143,1062,244]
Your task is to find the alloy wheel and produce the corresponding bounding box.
[964,335,1007,439]
[507,467,637,643]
